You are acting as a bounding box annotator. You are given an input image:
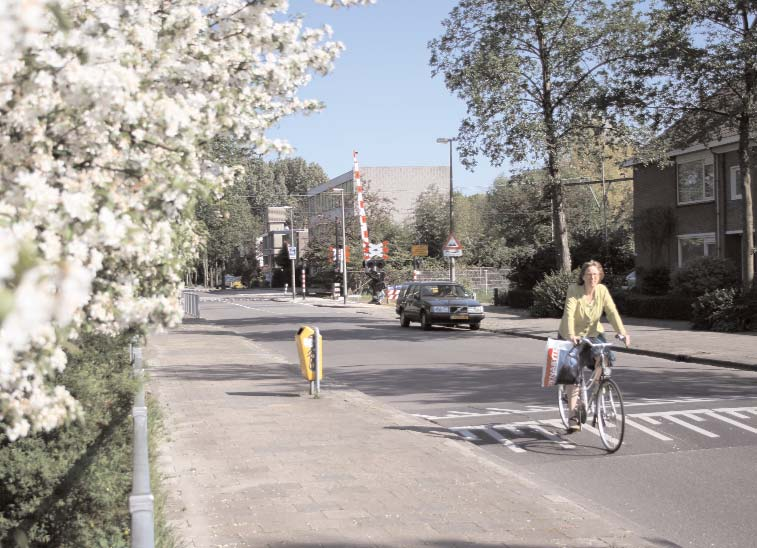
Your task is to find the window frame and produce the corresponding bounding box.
[676,154,715,205]
[677,232,716,267]
[730,165,742,200]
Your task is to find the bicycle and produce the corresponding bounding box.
[557,335,627,453]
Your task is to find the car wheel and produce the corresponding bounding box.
[400,310,410,327]
[469,322,481,331]
[421,311,432,330]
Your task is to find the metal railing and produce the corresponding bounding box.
[182,290,200,319]
[129,338,154,548]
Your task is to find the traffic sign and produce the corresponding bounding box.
[411,244,429,257]
[443,234,462,250]
[443,249,463,257]
[288,245,297,260]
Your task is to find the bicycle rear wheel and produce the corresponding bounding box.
[596,378,625,453]
[557,385,570,428]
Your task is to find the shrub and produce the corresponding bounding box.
[530,270,578,318]
[637,266,671,295]
[613,292,694,321]
[0,333,136,547]
[692,288,740,331]
[570,227,635,278]
[506,244,557,290]
[671,257,739,297]
[505,288,534,309]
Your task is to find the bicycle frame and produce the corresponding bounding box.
[557,336,626,452]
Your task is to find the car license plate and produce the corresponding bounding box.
[450,314,468,320]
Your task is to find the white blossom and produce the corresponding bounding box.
[0,0,371,439]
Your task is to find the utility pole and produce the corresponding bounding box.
[333,188,348,305]
[437,137,456,282]
[288,207,295,302]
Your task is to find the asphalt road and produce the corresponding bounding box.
[201,294,757,548]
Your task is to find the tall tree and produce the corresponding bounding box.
[413,186,450,257]
[640,1,757,291]
[272,157,329,196]
[429,0,645,272]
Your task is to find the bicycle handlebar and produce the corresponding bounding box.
[576,334,627,348]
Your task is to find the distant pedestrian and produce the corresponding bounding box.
[558,260,631,433]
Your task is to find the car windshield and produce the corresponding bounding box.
[420,285,467,298]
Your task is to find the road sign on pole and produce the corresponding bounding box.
[443,234,462,250]
[443,233,462,258]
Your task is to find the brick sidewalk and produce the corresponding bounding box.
[147,322,660,548]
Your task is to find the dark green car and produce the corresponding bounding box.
[397,281,485,330]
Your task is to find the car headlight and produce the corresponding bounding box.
[431,306,449,313]
[468,306,483,314]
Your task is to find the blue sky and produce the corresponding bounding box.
[270,0,511,196]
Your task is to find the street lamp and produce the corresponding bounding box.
[281,206,296,302]
[332,188,348,305]
[437,137,456,282]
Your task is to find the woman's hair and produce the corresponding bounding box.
[577,260,605,285]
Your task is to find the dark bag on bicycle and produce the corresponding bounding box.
[555,347,581,384]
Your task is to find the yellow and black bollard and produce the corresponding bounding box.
[295,326,323,396]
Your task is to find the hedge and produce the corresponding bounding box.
[492,287,534,308]
[613,292,694,321]
[0,333,136,547]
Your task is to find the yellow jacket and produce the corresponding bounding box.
[558,283,626,340]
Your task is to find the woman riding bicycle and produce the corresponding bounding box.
[558,260,631,433]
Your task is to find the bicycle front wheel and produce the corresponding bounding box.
[557,384,570,429]
[596,378,625,453]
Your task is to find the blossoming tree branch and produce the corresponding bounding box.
[0,0,372,441]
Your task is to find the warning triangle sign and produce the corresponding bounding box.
[443,234,462,250]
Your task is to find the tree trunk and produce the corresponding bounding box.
[545,131,571,272]
[738,113,754,293]
[739,52,755,294]
[203,250,209,289]
[549,176,572,273]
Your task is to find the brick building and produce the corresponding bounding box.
[632,132,756,277]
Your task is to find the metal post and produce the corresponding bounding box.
[313,327,321,397]
[289,208,296,302]
[339,191,348,305]
[437,137,457,282]
[448,139,455,282]
[301,265,306,301]
[129,337,154,548]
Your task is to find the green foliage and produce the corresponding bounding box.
[0,333,137,547]
[503,288,534,309]
[506,244,558,290]
[692,288,740,332]
[413,186,448,258]
[271,157,328,197]
[530,270,578,318]
[430,0,646,272]
[570,227,635,277]
[637,266,671,296]
[483,174,552,248]
[613,292,694,321]
[671,257,740,298]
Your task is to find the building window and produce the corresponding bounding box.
[730,165,742,200]
[677,159,714,204]
[678,233,716,266]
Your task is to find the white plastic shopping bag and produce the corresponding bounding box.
[542,338,574,387]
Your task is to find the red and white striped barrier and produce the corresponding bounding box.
[385,286,401,301]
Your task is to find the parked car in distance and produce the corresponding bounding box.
[397,281,485,330]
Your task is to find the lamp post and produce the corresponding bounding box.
[436,137,456,282]
[332,188,348,305]
[282,206,296,302]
